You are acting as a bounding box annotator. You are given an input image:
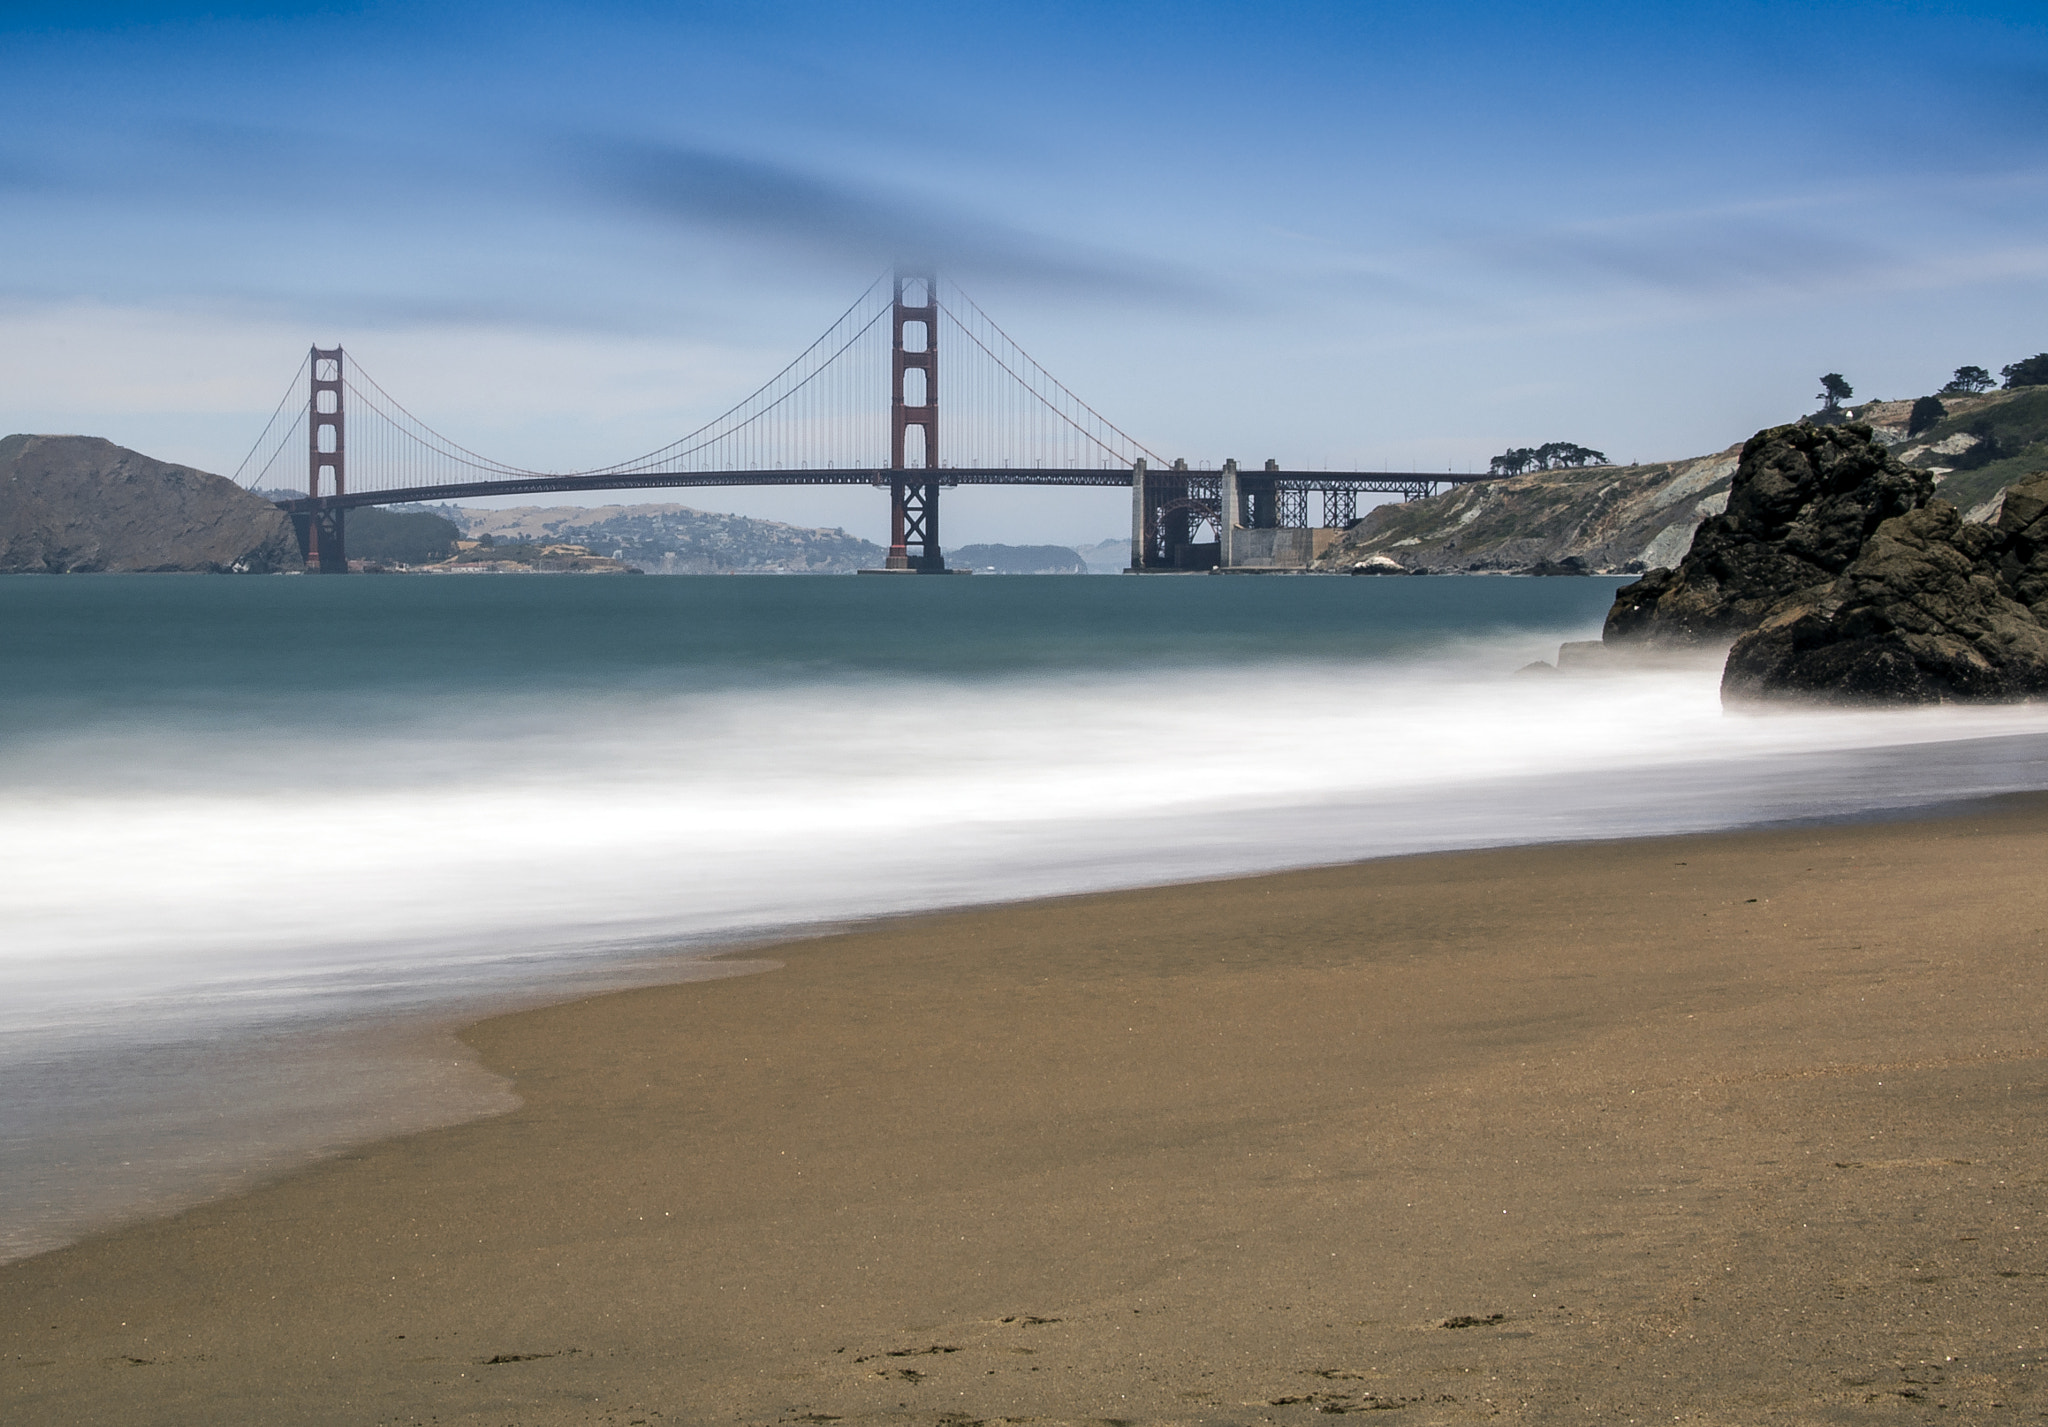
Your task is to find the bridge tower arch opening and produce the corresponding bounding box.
[1133,457,1223,571]
[887,269,945,573]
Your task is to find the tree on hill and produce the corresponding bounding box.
[1536,441,1610,469]
[1817,373,1853,410]
[2003,354,2048,389]
[1489,447,1536,477]
[1907,395,1947,437]
[1490,442,1609,476]
[1942,365,1994,394]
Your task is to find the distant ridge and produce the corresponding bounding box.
[948,543,1089,574]
[450,502,885,574]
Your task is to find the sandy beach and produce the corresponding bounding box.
[6,798,2048,1424]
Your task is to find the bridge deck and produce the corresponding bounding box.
[274,469,1491,511]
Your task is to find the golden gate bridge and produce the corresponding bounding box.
[234,271,1493,573]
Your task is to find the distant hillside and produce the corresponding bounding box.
[436,537,639,574]
[1074,537,1132,574]
[948,543,1089,574]
[0,435,301,573]
[1873,387,2048,519]
[347,507,462,565]
[452,503,884,573]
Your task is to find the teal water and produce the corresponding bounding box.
[9,571,2048,1261]
[0,572,1627,720]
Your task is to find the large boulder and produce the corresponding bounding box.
[0,434,301,573]
[1604,423,1930,645]
[1981,469,2048,616]
[1721,499,2048,703]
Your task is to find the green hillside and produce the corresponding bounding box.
[1893,387,2048,514]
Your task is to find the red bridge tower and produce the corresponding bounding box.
[885,270,945,572]
[293,347,349,573]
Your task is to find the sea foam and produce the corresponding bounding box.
[6,575,2048,1259]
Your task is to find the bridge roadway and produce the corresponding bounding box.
[272,467,1490,514]
[274,466,1497,573]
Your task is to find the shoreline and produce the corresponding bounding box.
[0,947,789,1267]
[8,796,2048,1421]
[0,1016,520,1265]
[4,777,2043,1267]
[4,778,2031,1269]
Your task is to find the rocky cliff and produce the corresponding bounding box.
[1598,422,2048,704]
[1720,492,2048,703]
[1312,447,1742,575]
[0,435,301,573]
[1604,424,1930,646]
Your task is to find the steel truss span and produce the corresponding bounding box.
[277,469,1488,515]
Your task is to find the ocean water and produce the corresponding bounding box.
[9,571,2048,1260]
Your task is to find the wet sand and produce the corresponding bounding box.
[6,799,2048,1425]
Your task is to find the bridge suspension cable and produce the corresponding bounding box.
[580,275,895,477]
[936,280,1165,471]
[233,270,1173,498]
[229,352,311,493]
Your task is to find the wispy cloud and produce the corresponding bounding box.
[573,137,1216,305]
[1486,218,1894,298]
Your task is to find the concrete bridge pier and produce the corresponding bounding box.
[1127,458,1147,572]
[1218,459,1239,569]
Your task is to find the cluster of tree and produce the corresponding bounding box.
[1488,441,1611,477]
[1820,357,2046,428]
[2004,354,2048,389]
[1935,358,2048,395]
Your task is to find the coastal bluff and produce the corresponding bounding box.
[1316,384,2048,578]
[0,434,301,573]
[1603,422,2048,703]
[1313,445,1742,575]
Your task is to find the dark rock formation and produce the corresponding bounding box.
[1721,498,2048,703]
[1604,423,1930,646]
[1983,471,2048,610]
[1601,421,2048,703]
[0,434,301,573]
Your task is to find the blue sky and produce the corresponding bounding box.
[3,1,2045,543]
